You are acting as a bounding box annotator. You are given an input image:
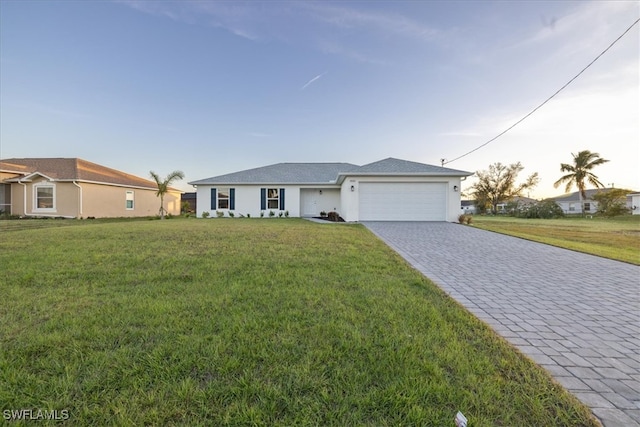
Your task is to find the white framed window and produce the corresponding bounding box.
[568,203,575,211]
[584,202,591,212]
[267,188,279,209]
[210,188,235,211]
[33,184,55,211]
[218,188,230,209]
[126,191,135,210]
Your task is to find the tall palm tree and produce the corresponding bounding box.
[553,150,609,214]
[150,170,185,219]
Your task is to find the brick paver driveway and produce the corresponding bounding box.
[363,222,639,427]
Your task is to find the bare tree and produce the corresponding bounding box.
[471,162,539,214]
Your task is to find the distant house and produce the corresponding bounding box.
[460,200,476,214]
[631,193,640,215]
[0,158,181,218]
[189,158,472,222]
[549,188,633,215]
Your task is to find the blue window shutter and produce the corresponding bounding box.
[230,188,235,210]
[260,188,266,210]
[210,188,216,210]
[279,188,285,210]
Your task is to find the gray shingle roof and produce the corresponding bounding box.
[189,162,360,185]
[189,157,472,185]
[549,188,629,202]
[354,157,472,175]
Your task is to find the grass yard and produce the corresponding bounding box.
[1,218,598,426]
[471,215,640,265]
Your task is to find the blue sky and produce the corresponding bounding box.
[1,1,638,197]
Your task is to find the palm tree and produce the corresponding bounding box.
[553,150,609,214]
[149,170,185,219]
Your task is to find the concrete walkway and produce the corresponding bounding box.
[363,222,639,427]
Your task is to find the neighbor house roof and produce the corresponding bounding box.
[189,157,472,186]
[549,188,617,202]
[0,158,160,190]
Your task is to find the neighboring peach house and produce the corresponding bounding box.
[0,158,181,218]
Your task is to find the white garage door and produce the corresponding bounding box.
[359,182,447,221]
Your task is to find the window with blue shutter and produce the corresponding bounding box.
[279,188,285,210]
[230,188,235,210]
[210,188,217,210]
[260,188,266,210]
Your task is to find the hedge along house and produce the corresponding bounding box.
[189,158,472,222]
[0,158,182,218]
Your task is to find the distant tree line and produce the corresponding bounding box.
[469,150,630,218]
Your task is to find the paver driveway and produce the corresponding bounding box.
[363,222,640,427]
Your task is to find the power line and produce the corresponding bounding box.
[443,17,640,166]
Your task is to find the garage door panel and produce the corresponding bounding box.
[359,182,446,221]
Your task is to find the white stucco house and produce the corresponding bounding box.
[189,158,472,222]
[549,188,636,215]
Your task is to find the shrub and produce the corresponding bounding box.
[201,211,210,218]
[278,211,283,218]
[593,189,632,217]
[327,211,340,222]
[228,211,235,218]
[517,200,564,219]
[216,211,224,218]
[247,213,251,218]
[458,214,472,225]
[260,211,265,218]
[284,210,289,218]
[269,210,275,217]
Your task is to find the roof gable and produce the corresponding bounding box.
[354,157,471,175]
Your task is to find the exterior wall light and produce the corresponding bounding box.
[319,190,323,195]
[453,185,459,192]
[350,185,355,192]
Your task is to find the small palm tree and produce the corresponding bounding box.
[150,170,185,219]
[553,150,609,214]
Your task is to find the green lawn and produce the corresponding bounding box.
[1,218,598,426]
[471,215,640,265]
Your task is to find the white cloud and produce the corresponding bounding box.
[301,72,326,90]
[510,2,639,56]
[117,0,442,63]
[247,132,270,138]
[299,2,440,41]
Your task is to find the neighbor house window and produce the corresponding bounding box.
[126,191,134,210]
[34,184,55,211]
[584,203,591,212]
[568,203,575,211]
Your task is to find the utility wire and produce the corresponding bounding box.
[443,17,640,166]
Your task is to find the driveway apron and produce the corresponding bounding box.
[363,221,640,427]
